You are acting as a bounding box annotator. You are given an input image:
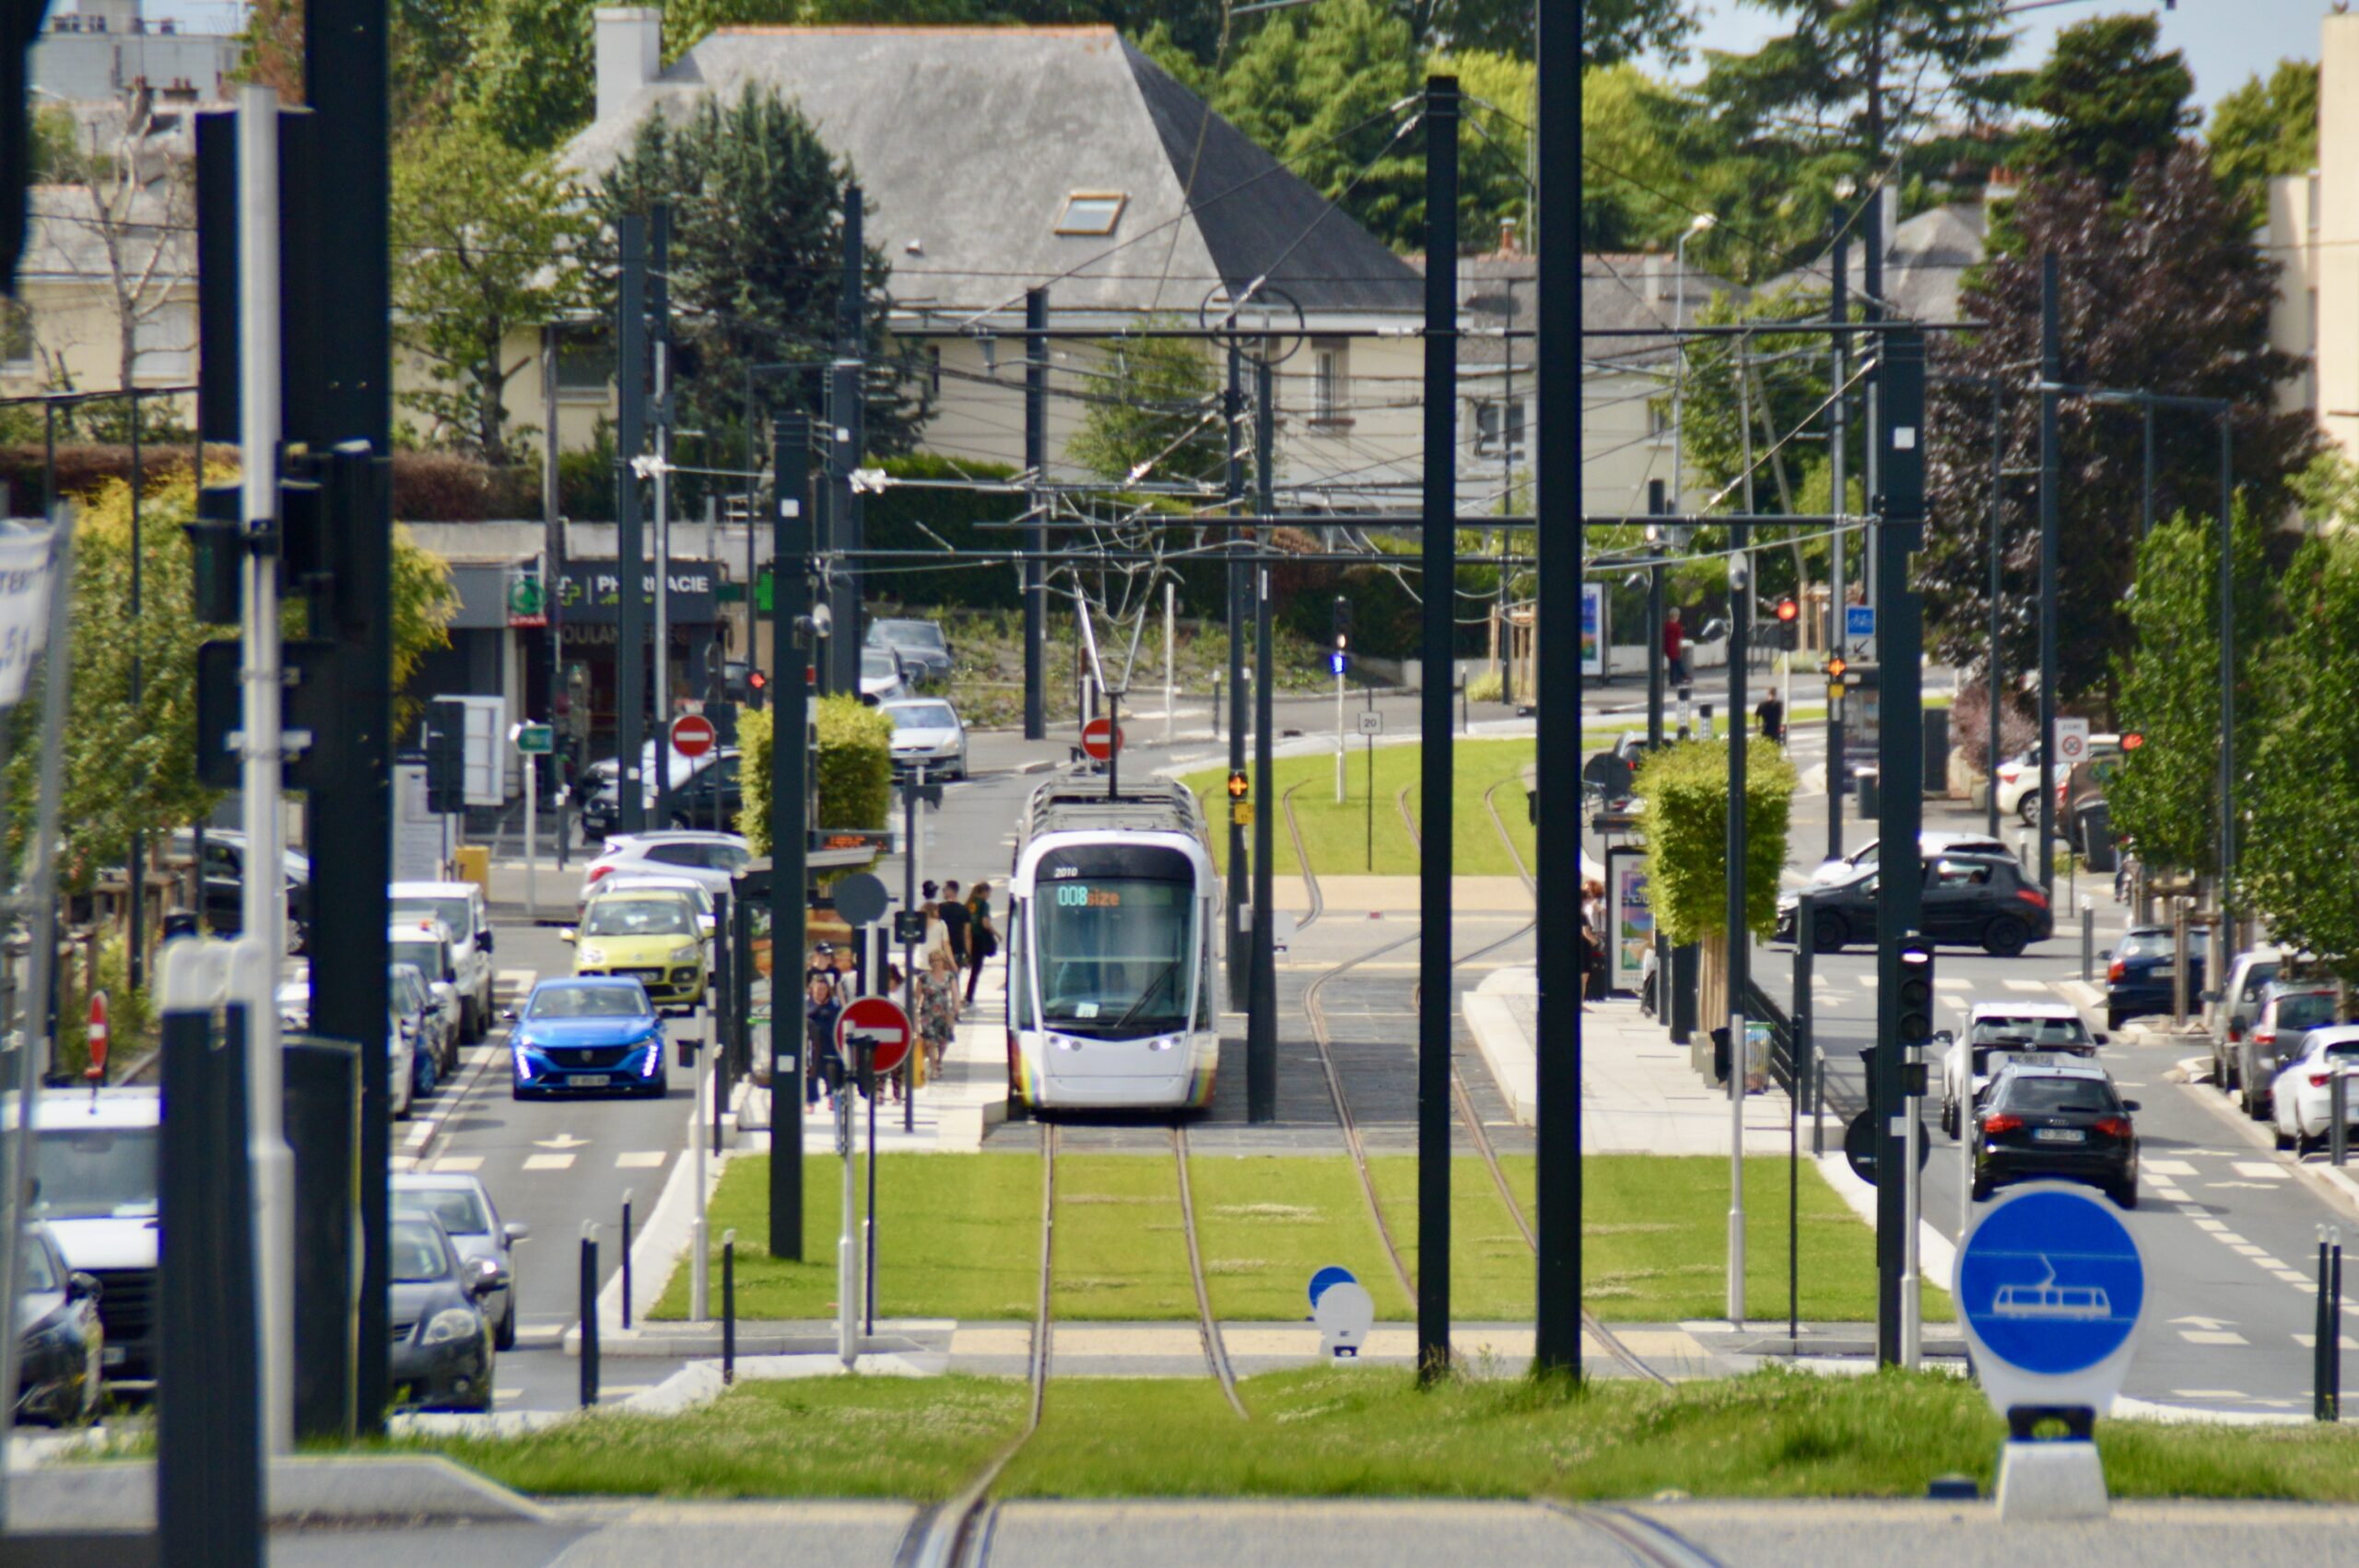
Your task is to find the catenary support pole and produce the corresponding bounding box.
[1646,479,1665,751]
[769,417,811,1260]
[616,216,649,835]
[1023,287,1048,740]
[2218,412,2236,936]
[1725,510,1749,1327]
[1416,73,1459,1384]
[2036,252,2060,895]
[651,204,675,830]
[1225,342,1248,1011]
[1250,353,1279,1122]
[829,185,866,696]
[1988,382,2004,842]
[1790,892,1812,1344]
[1827,227,1848,861]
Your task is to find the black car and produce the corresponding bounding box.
[1776,852,2055,955]
[2104,925,2210,1032]
[1970,1062,2140,1208]
[663,751,742,832]
[14,1222,103,1425]
[865,617,954,682]
[387,1216,500,1413]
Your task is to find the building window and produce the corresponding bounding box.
[132,304,193,379]
[0,301,32,373]
[1311,340,1349,427]
[556,332,614,399]
[1054,193,1126,236]
[1648,399,1671,441]
[1473,397,1525,457]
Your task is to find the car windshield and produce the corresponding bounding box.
[582,900,694,937]
[1034,877,1195,1036]
[33,1124,158,1219]
[862,649,898,676]
[20,1234,56,1293]
[392,942,444,979]
[2277,991,2340,1029]
[2001,1076,2120,1115]
[1971,1016,2090,1047]
[888,703,957,731]
[395,1187,490,1236]
[530,984,649,1020]
[606,882,710,911]
[390,1220,454,1283]
[394,899,473,939]
[874,620,946,651]
[2242,963,2283,1000]
[2124,930,2206,958]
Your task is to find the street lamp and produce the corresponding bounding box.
[1672,212,1718,511]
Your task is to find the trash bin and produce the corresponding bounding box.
[2076,802,2117,873]
[1710,1026,1731,1087]
[1922,708,1950,790]
[1854,766,1881,817]
[453,843,489,893]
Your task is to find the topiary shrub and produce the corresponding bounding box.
[734,696,894,855]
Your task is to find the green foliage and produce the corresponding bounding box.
[735,707,775,854]
[1633,740,1796,946]
[462,0,597,152]
[866,453,1025,610]
[2209,59,2319,223]
[1579,64,1704,254]
[2014,16,2196,198]
[1065,323,1223,486]
[736,696,892,852]
[2105,505,2266,877]
[393,112,592,462]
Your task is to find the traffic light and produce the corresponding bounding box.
[1773,596,1800,650]
[745,667,769,710]
[1896,936,1935,1043]
[2120,731,2143,752]
[1332,595,1353,651]
[1825,654,1847,682]
[424,698,467,815]
[1226,768,1249,801]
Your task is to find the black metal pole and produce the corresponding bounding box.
[1023,287,1048,741]
[1827,228,1848,863]
[829,184,866,697]
[1225,342,1249,1011]
[651,204,675,834]
[1646,478,1665,751]
[2319,1227,2332,1422]
[128,393,143,994]
[2218,413,2235,930]
[619,1191,634,1329]
[579,1228,599,1408]
[1872,328,1929,1367]
[2333,1235,2344,1421]
[770,416,810,1260]
[1790,891,1812,1344]
[1860,186,1884,614]
[616,215,649,835]
[722,1230,736,1384]
[1415,72,1459,1385]
[1987,383,2003,841]
[2036,252,2059,895]
[1249,353,1279,1122]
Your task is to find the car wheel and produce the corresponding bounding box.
[495,1299,517,1352]
[1981,916,2029,958]
[2106,1010,2123,1033]
[2243,1081,2266,1120]
[1940,1098,1957,1139]
[1970,1175,1993,1201]
[2275,1124,2295,1151]
[2111,1181,2138,1211]
[1811,911,1848,954]
[2016,793,2040,826]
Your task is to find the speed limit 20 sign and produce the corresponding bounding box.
[2056,719,2091,766]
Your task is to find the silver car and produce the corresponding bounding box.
[879,697,968,781]
[391,1172,529,1352]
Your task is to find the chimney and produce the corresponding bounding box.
[595,7,664,124]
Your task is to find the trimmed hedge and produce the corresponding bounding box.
[1633,739,1796,944]
[0,444,538,521]
[734,696,893,855]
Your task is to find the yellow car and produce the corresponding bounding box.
[564,894,708,1011]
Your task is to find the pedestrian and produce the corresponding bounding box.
[919,947,959,1080]
[804,975,842,1112]
[1755,690,1785,745]
[938,879,971,975]
[965,881,997,1005]
[884,965,909,1103]
[804,941,840,998]
[1580,878,1610,1001]
[1663,606,1689,688]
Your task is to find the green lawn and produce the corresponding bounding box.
[1181,739,1536,878]
[651,1154,1042,1322]
[416,1365,2359,1503]
[1187,1154,1416,1322]
[1052,1153,1197,1320]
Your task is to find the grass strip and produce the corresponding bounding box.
[1185,1153,1416,1322]
[1180,739,1535,878]
[1365,1155,1534,1319]
[1051,1153,1196,1321]
[651,1153,1042,1322]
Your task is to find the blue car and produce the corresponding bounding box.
[2104,925,2209,1032]
[510,977,669,1099]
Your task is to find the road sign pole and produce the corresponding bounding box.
[524,750,539,923]
[838,1076,856,1367]
[1336,665,1345,804]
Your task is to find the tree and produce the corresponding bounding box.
[462,0,597,152]
[1633,739,1795,1030]
[1578,64,1700,254]
[2104,505,2267,878]
[393,114,593,462]
[2013,15,2195,197]
[2209,59,2318,223]
[1067,323,1224,486]
[590,81,932,507]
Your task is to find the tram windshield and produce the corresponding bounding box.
[1034,875,1196,1037]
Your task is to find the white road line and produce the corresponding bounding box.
[2002,978,2051,994]
[1855,975,1877,989]
[616,1151,667,1169]
[430,1155,485,1173]
[2146,1159,2197,1176]
[2252,1256,2291,1270]
[2177,1329,2248,1345]
[2231,1162,2288,1180]
[2215,1231,2249,1245]
[2194,1218,2229,1232]
[2230,1244,2270,1257]
[2277,1270,2314,1284]
[2294,1334,2359,1350]
[1934,977,1971,991]
[522,1153,577,1171]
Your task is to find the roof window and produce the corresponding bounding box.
[1054,193,1126,237]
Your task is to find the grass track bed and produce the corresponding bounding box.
[1051,1153,1195,1321]
[1181,739,1535,878]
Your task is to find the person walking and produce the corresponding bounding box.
[804,974,842,1113]
[919,948,959,1082]
[964,881,997,1005]
[1580,879,1610,1000]
[1755,690,1786,745]
[1663,606,1689,688]
[938,879,971,977]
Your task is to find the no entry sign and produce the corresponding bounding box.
[671,713,717,758]
[1081,716,1121,761]
[836,995,912,1076]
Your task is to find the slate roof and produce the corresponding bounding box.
[1414,252,1749,370]
[564,26,1423,320]
[1758,201,1988,324]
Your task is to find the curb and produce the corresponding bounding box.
[6,1455,548,1531]
[1463,968,1536,1127]
[2171,1062,2359,1224]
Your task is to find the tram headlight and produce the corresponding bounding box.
[1148,1036,1177,1052]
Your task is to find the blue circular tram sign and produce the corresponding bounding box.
[1955,1184,2147,1410]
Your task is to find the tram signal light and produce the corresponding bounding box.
[1773,596,1799,650]
[1226,768,1249,801]
[1896,936,1935,1044]
[2120,731,2142,751]
[1332,595,1352,651]
[1825,655,1847,681]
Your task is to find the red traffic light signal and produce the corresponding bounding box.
[2120,731,2143,751]
[1775,597,1799,624]
[747,668,769,691]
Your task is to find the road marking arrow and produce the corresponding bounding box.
[534,1133,589,1151]
[2170,1315,2236,1330]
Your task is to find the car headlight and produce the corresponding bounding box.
[580,946,606,965]
[672,944,700,965]
[421,1306,480,1345]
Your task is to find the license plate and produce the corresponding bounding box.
[2033,1128,2085,1143]
[572,1074,611,1087]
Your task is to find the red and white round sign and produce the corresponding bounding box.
[671,713,717,759]
[1081,716,1121,761]
[836,995,912,1075]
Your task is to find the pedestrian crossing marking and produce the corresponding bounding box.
[2001,978,2051,994]
[2278,1270,2314,1284]
[1934,977,1971,991]
[2177,1329,2248,1345]
[431,1156,485,1173]
[2294,1334,2359,1350]
[2145,1159,2196,1176]
[616,1151,666,1168]
[522,1153,576,1171]
[2231,1162,2287,1180]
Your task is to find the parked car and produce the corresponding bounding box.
[1971,1058,2140,1207]
[1810,830,2014,885]
[389,962,448,1099]
[879,697,968,781]
[661,751,743,832]
[508,977,670,1099]
[2232,979,2345,1120]
[2103,925,2209,1032]
[1992,735,2121,826]
[578,832,753,913]
[577,758,621,841]
[865,617,954,682]
[860,647,912,704]
[1940,1000,2104,1138]
[566,893,709,1012]
[581,749,736,840]
[13,1221,103,1425]
[2270,1024,2359,1153]
[389,921,465,1075]
[393,1173,528,1352]
[170,829,310,952]
[25,1088,158,1382]
[2205,946,2285,1089]
[1777,852,2052,955]
[386,1215,499,1413]
[391,882,497,1042]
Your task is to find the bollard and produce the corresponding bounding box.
[1812,1047,1827,1156]
[2319,1224,2334,1422]
[581,1223,601,1410]
[2080,897,2095,984]
[620,1189,634,1330]
[2337,1074,2350,1170]
[722,1228,737,1386]
[2333,1228,2346,1422]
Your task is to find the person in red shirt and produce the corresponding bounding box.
[1663,606,1688,686]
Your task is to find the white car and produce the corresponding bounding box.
[1940,1000,2103,1137]
[2271,1024,2359,1152]
[389,920,465,1074]
[1993,736,2120,825]
[20,1087,160,1381]
[391,881,497,1042]
[1811,830,2013,885]
[879,697,968,781]
[578,831,753,913]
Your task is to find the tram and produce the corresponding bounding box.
[1003,772,1222,1112]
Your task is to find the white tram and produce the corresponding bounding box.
[1003,774,1222,1112]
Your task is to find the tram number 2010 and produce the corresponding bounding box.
[1053,884,1121,909]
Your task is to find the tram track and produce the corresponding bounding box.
[1173,1124,1250,1419]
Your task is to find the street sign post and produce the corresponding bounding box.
[1357,708,1383,869]
[511,723,554,921]
[1845,603,1875,656]
[1956,1184,2148,1520]
[834,993,910,1361]
[670,713,717,760]
[1081,716,1121,762]
[2056,717,2091,768]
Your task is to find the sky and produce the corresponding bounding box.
[1657,0,2330,112]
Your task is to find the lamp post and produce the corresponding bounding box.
[1671,213,1717,511]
